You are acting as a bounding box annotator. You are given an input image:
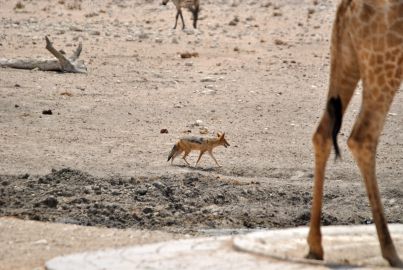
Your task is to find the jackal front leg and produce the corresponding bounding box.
[208,151,221,167]
[195,150,206,167]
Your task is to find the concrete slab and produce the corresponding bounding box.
[46,225,403,270]
[234,224,403,268]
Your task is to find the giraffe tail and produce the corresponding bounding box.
[327,96,342,159]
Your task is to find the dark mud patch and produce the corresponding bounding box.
[0,168,402,234]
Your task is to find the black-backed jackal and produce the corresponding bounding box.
[162,0,200,29]
[167,132,229,167]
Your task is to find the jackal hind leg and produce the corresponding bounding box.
[171,149,183,165]
[182,150,191,166]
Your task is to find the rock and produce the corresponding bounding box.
[199,127,208,134]
[89,30,101,36]
[195,120,203,126]
[126,35,135,41]
[274,39,287,46]
[69,26,83,32]
[138,32,149,39]
[200,77,216,82]
[136,189,148,196]
[180,52,199,58]
[160,129,169,134]
[20,173,29,179]
[33,239,48,245]
[42,196,58,208]
[143,207,153,214]
[229,16,239,26]
[42,109,53,115]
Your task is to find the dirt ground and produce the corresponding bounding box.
[0,0,402,269]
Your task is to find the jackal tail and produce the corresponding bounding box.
[167,143,179,162]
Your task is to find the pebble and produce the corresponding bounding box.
[33,239,48,245]
[69,26,83,32]
[89,30,101,36]
[200,77,216,83]
[42,196,58,208]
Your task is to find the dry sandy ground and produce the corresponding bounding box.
[0,0,402,269]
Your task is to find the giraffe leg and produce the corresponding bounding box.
[306,88,357,260]
[348,86,402,267]
[306,2,360,259]
[173,10,179,29]
[195,150,205,167]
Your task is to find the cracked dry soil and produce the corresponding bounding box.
[1,168,402,235]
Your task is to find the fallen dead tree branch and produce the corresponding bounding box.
[0,36,87,73]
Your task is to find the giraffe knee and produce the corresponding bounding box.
[312,128,332,154]
[347,133,375,160]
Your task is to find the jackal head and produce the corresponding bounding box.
[217,132,230,148]
[162,0,169,5]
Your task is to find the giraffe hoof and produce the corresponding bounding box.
[305,251,323,261]
[387,257,403,268]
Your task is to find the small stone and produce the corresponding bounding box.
[143,207,153,214]
[199,127,208,134]
[274,39,287,46]
[200,77,216,82]
[229,16,239,26]
[42,196,58,208]
[126,35,135,41]
[195,120,203,126]
[138,32,149,39]
[180,52,199,58]
[89,30,101,36]
[33,239,48,245]
[42,109,53,115]
[160,128,169,134]
[69,26,83,32]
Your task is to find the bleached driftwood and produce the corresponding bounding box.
[0,36,87,73]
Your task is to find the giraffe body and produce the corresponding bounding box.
[307,0,403,267]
